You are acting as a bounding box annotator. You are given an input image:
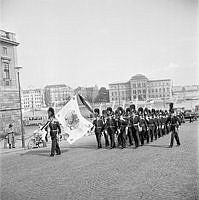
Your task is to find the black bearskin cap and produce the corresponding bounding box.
[94,108,100,115]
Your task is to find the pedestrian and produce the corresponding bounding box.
[7,124,15,149]
[46,107,61,157]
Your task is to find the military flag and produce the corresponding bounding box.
[56,95,93,144]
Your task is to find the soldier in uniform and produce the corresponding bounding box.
[117,107,127,149]
[147,110,155,142]
[105,107,117,149]
[130,106,140,148]
[102,110,109,147]
[93,108,104,149]
[124,108,133,146]
[152,109,158,140]
[46,107,61,157]
[144,108,150,143]
[138,107,147,146]
[166,105,181,148]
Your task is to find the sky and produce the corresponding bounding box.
[0,0,198,89]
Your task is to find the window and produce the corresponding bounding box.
[133,84,136,88]
[2,47,7,55]
[3,62,10,79]
[156,88,158,93]
[167,88,170,92]
[143,89,146,94]
[142,83,146,87]
[137,83,141,88]
[163,88,165,92]
[159,88,161,92]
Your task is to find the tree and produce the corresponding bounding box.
[94,87,109,103]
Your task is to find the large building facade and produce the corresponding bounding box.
[44,84,73,107]
[109,74,172,104]
[172,85,199,100]
[0,30,20,136]
[22,89,45,110]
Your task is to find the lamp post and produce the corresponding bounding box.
[15,67,25,148]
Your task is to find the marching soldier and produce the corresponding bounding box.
[93,108,104,149]
[105,107,117,149]
[46,107,61,157]
[152,109,158,140]
[130,106,140,148]
[102,110,109,147]
[138,107,147,146]
[147,110,155,142]
[124,108,133,146]
[166,105,181,148]
[117,107,127,149]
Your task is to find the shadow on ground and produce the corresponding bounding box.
[144,144,170,148]
[20,148,69,157]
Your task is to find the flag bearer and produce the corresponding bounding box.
[46,107,61,157]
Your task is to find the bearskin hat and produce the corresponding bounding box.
[138,107,143,114]
[94,108,100,115]
[130,104,135,111]
[106,107,112,113]
[126,107,131,113]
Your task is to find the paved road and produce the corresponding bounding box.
[0,122,198,200]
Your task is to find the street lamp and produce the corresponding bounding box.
[15,66,25,148]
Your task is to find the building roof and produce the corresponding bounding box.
[149,79,171,82]
[130,74,148,81]
[45,84,68,88]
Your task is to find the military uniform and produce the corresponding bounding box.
[117,115,127,148]
[166,113,181,147]
[93,117,104,149]
[124,110,133,146]
[130,112,140,148]
[48,118,61,156]
[138,114,147,145]
[147,114,155,142]
[105,108,117,149]
[101,114,109,147]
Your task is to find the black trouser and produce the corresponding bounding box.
[132,126,139,147]
[51,137,61,155]
[154,127,158,140]
[118,127,126,148]
[127,127,133,145]
[145,129,150,143]
[107,128,116,148]
[103,131,109,147]
[139,130,145,145]
[148,126,155,142]
[157,127,162,138]
[95,130,102,148]
[170,126,180,147]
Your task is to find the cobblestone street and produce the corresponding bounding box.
[1,122,198,200]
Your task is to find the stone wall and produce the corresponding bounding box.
[0,90,21,136]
